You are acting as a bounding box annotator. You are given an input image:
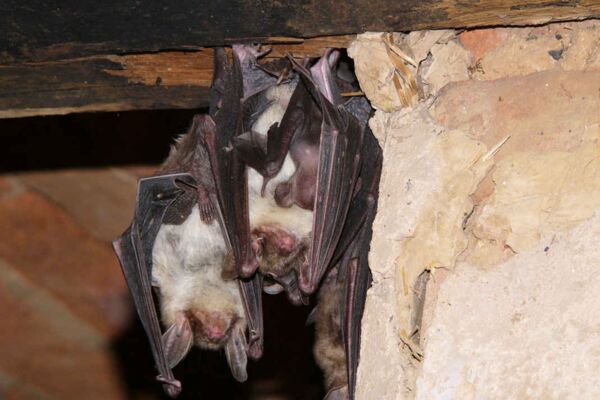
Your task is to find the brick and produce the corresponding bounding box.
[459,29,507,60]
[0,176,25,199]
[0,176,9,194]
[432,69,600,162]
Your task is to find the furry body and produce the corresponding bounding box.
[248,82,313,237]
[151,80,312,350]
[152,206,243,349]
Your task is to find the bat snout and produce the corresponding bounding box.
[202,324,227,341]
[190,310,234,346]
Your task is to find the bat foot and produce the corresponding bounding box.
[156,375,182,398]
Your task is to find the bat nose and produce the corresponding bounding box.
[203,325,226,340]
[192,311,231,343]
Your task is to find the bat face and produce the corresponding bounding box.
[245,80,314,304]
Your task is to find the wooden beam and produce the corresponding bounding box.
[0,37,353,118]
[0,52,211,118]
[1,0,599,63]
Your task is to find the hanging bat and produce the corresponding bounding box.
[112,46,269,397]
[113,44,382,399]
[232,48,382,399]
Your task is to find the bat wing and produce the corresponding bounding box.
[207,48,258,278]
[291,55,364,295]
[233,80,309,190]
[207,49,264,358]
[338,131,382,400]
[295,51,383,398]
[113,173,196,398]
[239,274,264,359]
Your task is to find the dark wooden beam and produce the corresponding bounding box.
[0,52,211,118]
[0,37,353,118]
[1,0,599,63]
[1,1,598,118]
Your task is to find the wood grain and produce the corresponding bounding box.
[0,38,353,118]
[1,0,598,63]
[1,0,599,117]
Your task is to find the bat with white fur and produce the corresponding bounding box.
[113,45,381,399]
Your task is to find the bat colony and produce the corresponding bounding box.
[113,44,382,399]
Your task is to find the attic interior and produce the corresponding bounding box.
[2,2,600,400]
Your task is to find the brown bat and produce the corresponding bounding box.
[235,49,381,398]
[113,45,382,399]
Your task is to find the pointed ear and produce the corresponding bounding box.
[162,313,194,369]
[224,325,248,382]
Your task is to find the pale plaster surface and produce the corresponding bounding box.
[417,213,600,400]
[351,19,600,400]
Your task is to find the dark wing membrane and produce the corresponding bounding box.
[207,49,265,359]
[339,131,382,400]
[207,48,258,278]
[331,128,382,265]
[291,58,364,295]
[112,173,196,398]
[239,275,264,359]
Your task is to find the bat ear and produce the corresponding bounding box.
[162,313,194,369]
[224,325,248,382]
[324,385,349,400]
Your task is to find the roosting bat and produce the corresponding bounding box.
[113,44,382,399]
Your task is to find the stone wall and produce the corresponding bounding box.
[350,20,600,399]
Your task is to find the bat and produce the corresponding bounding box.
[232,47,382,398]
[112,47,268,397]
[246,50,381,399]
[113,44,382,399]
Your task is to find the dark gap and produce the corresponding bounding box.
[0,108,201,172]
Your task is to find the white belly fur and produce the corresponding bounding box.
[247,82,313,238]
[152,82,313,325]
[152,207,244,326]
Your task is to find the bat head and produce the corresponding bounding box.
[152,206,249,382]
